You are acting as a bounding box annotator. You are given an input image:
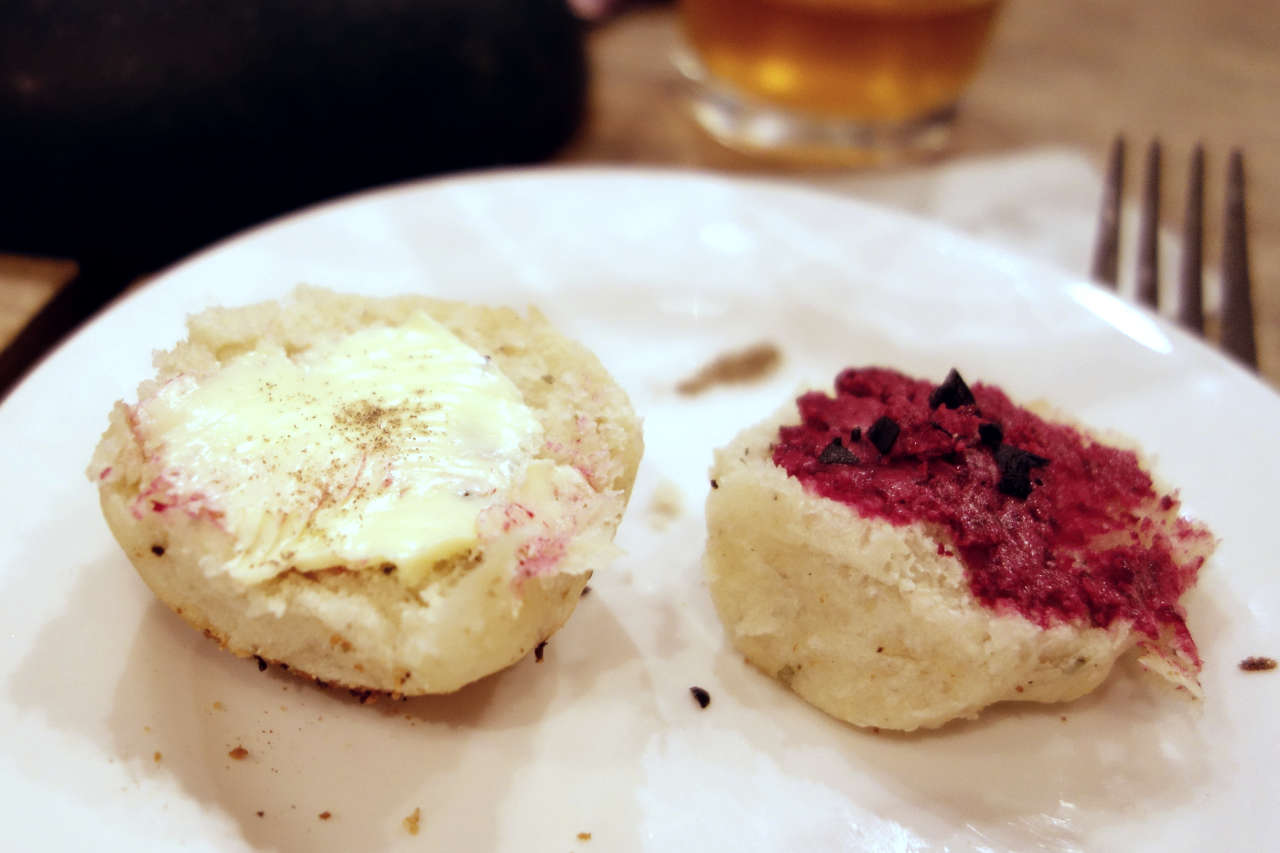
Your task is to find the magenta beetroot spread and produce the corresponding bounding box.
[771,367,1210,663]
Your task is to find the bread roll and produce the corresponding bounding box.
[90,287,642,695]
[706,367,1211,731]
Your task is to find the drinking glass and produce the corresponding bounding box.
[676,0,1004,163]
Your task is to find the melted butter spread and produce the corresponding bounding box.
[136,313,543,586]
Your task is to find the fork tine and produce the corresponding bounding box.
[1135,140,1161,308]
[1175,143,1205,332]
[1090,135,1124,288]
[1221,149,1258,368]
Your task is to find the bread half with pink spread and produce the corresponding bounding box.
[706,367,1212,731]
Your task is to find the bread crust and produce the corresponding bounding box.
[91,288,642,694]
[707,404,1192,732]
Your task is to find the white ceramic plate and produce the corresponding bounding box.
[1,169,1276,852]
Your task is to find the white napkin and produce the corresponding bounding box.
[827,147,1101,279]
[821,147,1207,314]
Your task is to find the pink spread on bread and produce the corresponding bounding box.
[772,367,1210,669]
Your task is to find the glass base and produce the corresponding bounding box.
[675,50,957,167]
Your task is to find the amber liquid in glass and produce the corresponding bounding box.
[680,0,1001,123]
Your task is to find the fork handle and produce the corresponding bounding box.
[1221,150,1257,368]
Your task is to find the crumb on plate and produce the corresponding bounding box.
[676,342,781,395]
[647,479,684,529]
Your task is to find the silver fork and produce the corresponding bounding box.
[1090,136,1257,369]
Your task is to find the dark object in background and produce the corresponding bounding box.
[1,0,588,267]
[0,0,588,397]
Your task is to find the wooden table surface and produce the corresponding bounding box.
[3,1,1277,384]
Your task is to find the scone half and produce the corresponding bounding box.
[706,368,1212,732]
[90,287,643,695]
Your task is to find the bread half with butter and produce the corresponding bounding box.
[89,287,642,695]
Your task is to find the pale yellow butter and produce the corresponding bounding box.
[133,312,543,586]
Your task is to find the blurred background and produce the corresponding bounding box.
[1,0,1276,387]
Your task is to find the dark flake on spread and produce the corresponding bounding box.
[689,686,711,708]
[929,368,976,410]
[995,444,1050,499]
[819,438,859,466]
[867,416,901,455]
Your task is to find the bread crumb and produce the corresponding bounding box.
[577,832,592,841]
[229,746,249,760]
[212,701,225,710]
[677,342,781,395]
[153,751,162,763]
[256,811,264,818]
[318,811,332,821]
[647,479,684,529]
[403,807,422,835]
[1239,656,1277,672]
